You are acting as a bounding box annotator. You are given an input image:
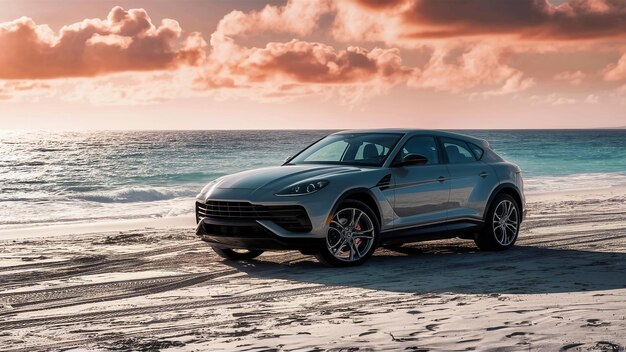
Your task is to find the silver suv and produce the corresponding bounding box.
[195,129,525,267]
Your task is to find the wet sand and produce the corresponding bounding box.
[1,189,626,351]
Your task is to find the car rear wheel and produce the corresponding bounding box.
[475,194,520,251]
[212,247,264,260]
[316,200,379,267]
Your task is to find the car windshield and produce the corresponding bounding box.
[288,133,403,167]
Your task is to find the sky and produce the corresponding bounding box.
[0,0,625,130]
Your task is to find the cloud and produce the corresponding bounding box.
[1,2,412,104]
[408,45,535,95]
[57,69,204,105]
[1,0,619,106]
[195,1,415,103]
[412,0,626,40]
[199,36,413,103]
[0,6,205,79]
[216,0,332,37]
[0,80,53,101]
[199,0,530,102]
[337,0,626,44]
[554,70,586,85]
[585,94,600,103]
[332,0,409,45]
[530,93,577,105]
[482,72,536,96]
[204,38,411,85]
[349,0,407,10]
[604,53,626,81]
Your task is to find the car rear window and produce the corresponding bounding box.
[442,138,477,164]
[468,143,484,160]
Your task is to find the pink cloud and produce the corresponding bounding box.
[207,39,411,84]
[585,94,600,103]
[554,70,586,85]
[197,35,413,103]
[197,1,414,102]
[1,0,622,106]
[530,94,578,105]
[405,0,626,40]
[336,0,626,44]
[349,0,407,10]
[0,80,53,101]
[216,0,332,37]
[408,45,535,95]
[604,53,626,81]
[0,7,205,79]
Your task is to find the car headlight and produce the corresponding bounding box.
[276,180,329,196]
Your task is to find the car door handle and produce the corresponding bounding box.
[479,171,488,178]
[437,176,446,183]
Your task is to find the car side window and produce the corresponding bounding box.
[354,142,383,161]
[442,138,477,164]
[396,136,439,165]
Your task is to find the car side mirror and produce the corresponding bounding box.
[397,154,428,167]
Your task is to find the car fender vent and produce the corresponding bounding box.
[376,174,392,190]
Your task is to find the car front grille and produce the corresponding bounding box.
[196,200,312,233]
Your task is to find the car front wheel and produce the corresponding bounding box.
[212,247,264,260]
[316,200,379,267]
[475,194,520,251]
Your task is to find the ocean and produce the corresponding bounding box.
[1,129,625,228]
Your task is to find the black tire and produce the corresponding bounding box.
[475,193,520,251]
[298,249,318,256]
[212,247,264,260]
[315,199,380,267]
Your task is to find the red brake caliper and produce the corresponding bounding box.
[354,223,362,246]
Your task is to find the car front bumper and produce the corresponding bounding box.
[194,186,338,249]
[196,216,323,251]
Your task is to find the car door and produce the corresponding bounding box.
[440,137,495,222]
[390,135,451,229]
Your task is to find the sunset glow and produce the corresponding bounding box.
[1,0,625,129]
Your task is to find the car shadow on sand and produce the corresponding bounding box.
[224,243,626,294]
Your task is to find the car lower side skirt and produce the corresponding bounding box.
[380,219,484,246]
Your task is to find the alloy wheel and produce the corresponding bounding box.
[327,208,375,262]
[492,199,519,246]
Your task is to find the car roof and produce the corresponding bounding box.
[332,129,489,147]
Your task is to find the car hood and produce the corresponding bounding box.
[216,164,365,191]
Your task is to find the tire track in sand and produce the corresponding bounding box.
[0,284,343,330]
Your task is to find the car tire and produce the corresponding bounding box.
[316,199,380,267]
[475,193,520,251]
[212,247,264,260]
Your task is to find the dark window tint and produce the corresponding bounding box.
[468,143,484,160]
[442,138,477,164]
[481,147,504,162]
[355,142,390,161]
[397,136,439,165]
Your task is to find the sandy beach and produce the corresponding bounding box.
[1,187,625,351]
[2,0,625,349]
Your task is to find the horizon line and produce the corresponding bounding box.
[1,126,625,132]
